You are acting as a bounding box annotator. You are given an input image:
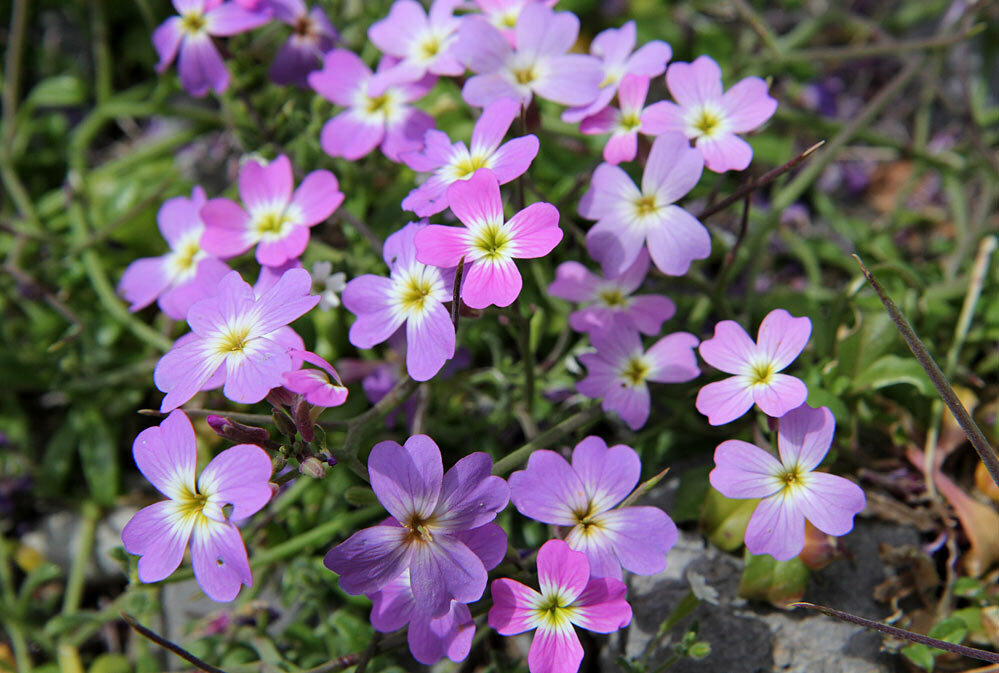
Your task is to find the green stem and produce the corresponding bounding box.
[0,536,32,672]
[62,501,100,616]
[492,405,602,476]
[517,303,535,416]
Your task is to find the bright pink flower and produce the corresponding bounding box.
[489,539,632,673]
[471,0,558,44]
[414,168,562,309]
[709,404,866,561]
[579,74,657,165]
[266,0,336,87]
[367,0,464,93]
[121,410,273,601]
[579,132,707,278]
[308,49,436,162]
[283,349,348,407]
[401,97,539,216]
[642,55,778,173]
[119,186,230,320]
[562,21,671,123]
[510,437,678,579]
[200,155,343,267]
[452,3,602,108]
[154,269,318,412]
[576,327,699,430]
[153,0,270,97]
[695,308,811,425]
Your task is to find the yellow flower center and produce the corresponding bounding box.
[534,590,577,629]
[500,12,518,28]
[777,464,807,493]
[693,108,722,137]
[620,112,642,131]
[513,67,536,85]
[181,12,206,34]
[419,35,441,60]
[473,223,511,261]
[405,514,435,543]
[598,288,627,307]
[176,486,209,521]
[293,15,316,38]
[453,154,490,178]
[366,93,391,115]
[633,194,659,218]
[749,360,776,386]
[174,240,201,272]
[399,276,434,314]
[621,357,649,386]
[218,326,251,355]
[256,211,290,236]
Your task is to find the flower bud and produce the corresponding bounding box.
[206,415,272,447]
[272,409,298,437]
[298,456,326,479]
[293,398,315,442]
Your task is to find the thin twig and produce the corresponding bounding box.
[722,195,753,269]
[338,210,382,252]
[354,632,381,673]
[121,613,229,673]
[779,23,983,62]
[451,255,465,329]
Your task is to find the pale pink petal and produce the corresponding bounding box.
[289,170,343,226]
[120,257,171,312]
[409,534,487,616]
[613,244,651,293]
[646,332,700,383]
[600,506,677,576]
[463,72,529,108]
[381,109,435,162]
[590,20,635,64]
[588,322,642,362]
[604,131,638,165]
[133,410,197,499]
[533,54,603,106]
[507,202,562,258]
[528,627,584,673]
[308,49,371,106]
[461,258,522,309]
[177,34,228,96]
[776,404,834,472]
[603,383,650,430]
[618,73,650,109]
[452,16,510,74]
[447,168,504,228]
[190,520,253,602]
[516,3,578,58]
[643,132,704,203]
[200,198,252,259]
[695,377,755,426]
[585,220,646,279]
[320,111,384,161]
[509,450,587,526]
[756,308,812,371]
[198,444,273,521]
[158,186,207,244]
[572,576,632,631]
[795,472,866,536]
[745,493,805,561]
[570,437,637,512]
[709,439,782,499]
[239,156,292,213]
[640,100,685,135]
[471,97,520,156]
[623,41,671,77]
[698,320,757,374]
[159,256,231,320]
[579,107,617,135]
[222,337,293,403]
[382,219,422,269]
[256,225,309,267]
[752,374,808,419]
[665,55,722,107]
[489,578,541,635]
[625,295,676,335]
[433,453,509,531]
[252,267,319,334]
[324,525,413,595]
[548,261,599,302]
[122,501,193,583]
[344,278,405,348]
[645,205,710,276]
[561,86,616,124]
[490,135,539,183]
[697,133,753,173]
[537,539,588,600]
[369,435,443,522]
[414,225,470,269]
[283,368,349,407]
[155,338,225,412]
[153,17,184,72]
[368,0,426,58]
[205,2,270,36]
[578,162,640,220]
[720,77,777,133]
[405,301,456,381]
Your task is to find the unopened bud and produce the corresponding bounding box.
[266,387,297,408]
[272,409,298,437]
[298,456,326,479]
[207,415,272,447]
[293,398,315,442]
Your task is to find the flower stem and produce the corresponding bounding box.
[121,613,227,673]
[61,501,100,616]
[492,405,602,476]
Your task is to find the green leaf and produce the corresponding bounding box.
[738,552,810,607]
[901,644,936,672]
[927,616,968,644]
[25,75,87,108]
[702,489,757,552]
[672,466,711,523]
[850,354,934,396]
[77,407,119,505]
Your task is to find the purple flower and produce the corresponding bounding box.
[510,436,678,579]
[201,155,343,267]
[342,222,456,382]
[414,168,562,309]
[401,97,539,216]
[642,55,778,173]
[709,404,866,561]
[121,410,273,601]
[579,74,658,165]
[548,248,674,335]
[561,21,671,123]
[367,0,464,93]
[489,539,632,673]
[580,132,707,278]
[282,349,348,407]
[323,434,510,617]
[576,327,699,430]
[118,186,230,320]
[154,268,318,412]
[472,0,558,43]
[452,3,602,108]
[695,308,811,426]
[308,49,436,162]
[153,0,270,97]
[265,0,336,87]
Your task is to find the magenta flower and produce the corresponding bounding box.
[308,49,436,162]
[548,250,674,336]
[510,436,678,579]
[489,539,632,673]
[561,21,671,123]
[642,55,778,173]
[153,0,270,97]
[266,0,336,87]
[695,309,811,426]
[121,410,273,602]
[576,327,699,430]
[472,0,558,43]
[323,435,510,617]
[401,97,539,217]
[579,132,707,278]
[579,74,658,165]
[282,349,348,407]
[118,186,230,320]
[414,169,562,309]
[709,404,866,561]
[452,3,602,108]
[154,268,319,412]
[367,0,464,93]
[342,222,456,382]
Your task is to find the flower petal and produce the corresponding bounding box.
[570,436,638,512]
[507,202,562,258]
[533,54,603,106]
[695,377,755,426]
[796,472,866,536]
[153,17,184,72]
[177,34,228,97]
[548,261,599,302]
[585,219,646,279]
[320,111,384,161]
[471,97,520,156]
[537,539,588,602]
[251,267,320,335]
[122,501,193,583]
[528,626,584,673]
[625,295,676,335]
[776,404,834,472]
[308,49,371,106]
[490,135,539,183]
[133,410,197,499]
[697,133,753,173]
[119,257,171,313]
[371,434,443,524]
[603,382,650,430]
[447,168,504,229]
[190,520,253,602]
[640,100,685,135]
[289,170,343,226]
[154,337,225,412]
[451,523,507,571]
[324,524,413,595]
[601,506,678,576]
[510,450,587,526]
[432,453,509,531]
[414,225,471,269]
[405,299,456,382]
[665,55,722,107]
[571,576,632,632]
[699,320,758,374]
[744,493,805,561]
[642,132,704,204]
[709,439,783,499]
[756,308,812,371]
[461,258,522,309]
[720,77,777,133]
[645,331,700,383]
[222,337,293,404]
[645,205,710,276]
[198,444,273,522]
[410,534,487,616]
[369,572,415,632]
[489,578,541,635]
[752,373,808,419]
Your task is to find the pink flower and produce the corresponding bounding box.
[265,0,336,87]
[200,155,343,267]
[709,404,866,561]
[548,250,675,336]
[695,308,811,426]
[578,74,657,165]
[510,436,678,579]
[452,3,602,108]
[579,132,707,278]
[642,55,778,173]
[561,21,671,123]
[308,49,436,162]
[367,0,464,93]
[153,0,270,97]
[489,539,632,673]
[576,327,699,430]
[471,0,558,43]
[282,349,348,407]
[154,268,318,412]
[118,186,230,320]
[401,97,539,217]
[121,410,273,601]
[414,168,562,309]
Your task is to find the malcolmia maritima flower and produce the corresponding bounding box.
[709,404,866,561]
[154,268,319,412]
[579,74,658,165]
[489,539,632,673]
[201,155,342,267]
[561,21,671,123]
[323,434,510,618]
[153,0,270,97]
[266,0,337,87]
[367,0,464,94]
[308,49,436,162]
[121,410,273,602]
[695,308,811,426]
[119,186,230,320]
[414,168,562,309]
[510,436,678,579]
[401,97,539,217]
[580,132,708,278]
[576,327,699,430]
[642,55,778,173]
[472,0,558,43]
[548,249,675,336]
[342,222,456,382]
[452,3,602,109]
[282,349,348,407]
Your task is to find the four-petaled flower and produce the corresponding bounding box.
[121,410,274,602]
[695,308,811,425]
[267,0,337,87]
[367,0,464,93]
[709,404,866,560]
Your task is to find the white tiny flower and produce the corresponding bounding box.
[312,261,347,311]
